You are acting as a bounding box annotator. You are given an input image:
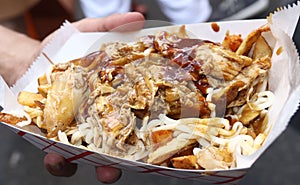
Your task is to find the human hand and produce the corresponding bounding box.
[41,12,145,47]
[44,153,122,183]
[40,12,144,183]
[0,12,144,86]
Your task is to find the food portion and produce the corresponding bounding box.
[0,25,274,170]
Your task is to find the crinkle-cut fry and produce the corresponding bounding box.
[236,24,270,56]
[18,91,45,108]
[0,112,27,125]
[171,155,200,169]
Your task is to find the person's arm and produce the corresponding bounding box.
[0,26,40,86]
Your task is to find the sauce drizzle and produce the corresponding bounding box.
[211,22,220,32]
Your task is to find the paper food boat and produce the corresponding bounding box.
[1,2,300,184]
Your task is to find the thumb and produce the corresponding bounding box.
[73,12,145,32]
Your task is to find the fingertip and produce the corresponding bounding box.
[73,12,145,32]
[95,166,122,184]
[104,12,145,32]
[44,153,77,177]
[123,12,145,22]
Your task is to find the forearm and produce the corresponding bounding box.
[0,25,41,86]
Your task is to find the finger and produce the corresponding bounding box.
[73,12,145,32]
[95,166,122,184]
[44,153,77,177]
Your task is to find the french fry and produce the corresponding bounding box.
[171,155,200,169]
[38,74,48,86]
[17,91,45,108]
[37,84,50,97]
[148,138,197,164]
[151,130,173,144]
[0,112,27,125]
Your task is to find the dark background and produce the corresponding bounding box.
[0,0,299,185]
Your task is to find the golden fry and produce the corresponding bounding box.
[151,130,173,144]
[37,84,50,97]
[171,155,200,169]
[18,91,45,108]
[0,112,27,125]
[38,74,48,86]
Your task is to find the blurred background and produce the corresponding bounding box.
[0,0,299,185]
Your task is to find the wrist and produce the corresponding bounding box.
[0,25,41,86]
